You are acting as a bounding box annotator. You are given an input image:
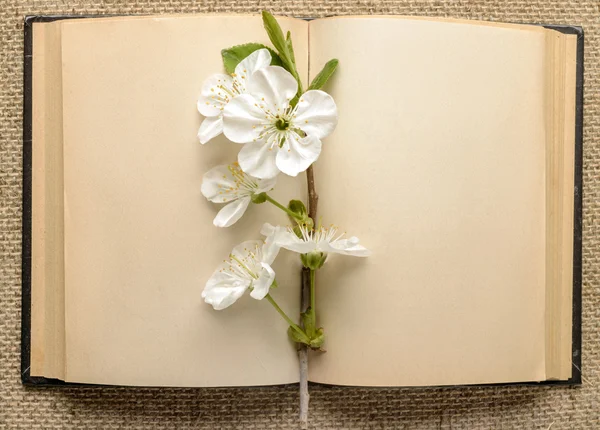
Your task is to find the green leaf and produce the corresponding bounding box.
[287,326,310,345]
[300,309,325,349]
[309,328,325,349]
[286,31,296,64]
[262,11,304,102]
[307,59,339,91]
[262,11,291,65]
[221,43,283,74]
[289,95,300,108]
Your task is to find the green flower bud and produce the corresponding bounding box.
[303,217,314,230]
[288,199,307,218]
[251,192,267,204]
[301,251,327,270]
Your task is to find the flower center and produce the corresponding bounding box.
[220,243,263,280]
[230,254,258,279]
[292,224,347,250]
[254,103,302,150]
[275,117,290,131]
[217,163,258,202]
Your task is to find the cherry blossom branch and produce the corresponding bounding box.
[299,164,318,429]
[306,166,319,221]
[199,16,357,430]
[299,270,310,429]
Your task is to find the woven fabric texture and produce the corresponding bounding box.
[1,1,599,428]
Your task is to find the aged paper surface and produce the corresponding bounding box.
[308,16,549,386]
[60,15,308,386]
[31,22,66,380]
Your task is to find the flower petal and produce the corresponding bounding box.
[198,74,234,117]
[273,228,316,254]
[231,240,263,264]
[213,197,251,227]
[222,94,265,144]
[260,223,283,265]
[255,175,277,194]
[202,271,249,310]
[260,222,277,237]
[238,141,279,179]
[201,164,242,203]
[321,237,371,257]
[234,48,272,92]
[247,66,298,112]
[197,116,223,144]
[294,90,338,139]
[249,262,276,300]
[275,134,322,177]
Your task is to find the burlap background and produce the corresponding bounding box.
[1,1,598,428]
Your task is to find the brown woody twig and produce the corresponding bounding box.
[299,165,318,429]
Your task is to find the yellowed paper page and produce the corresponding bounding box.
[30,22,48,377]
[557,35,577,379]
[60,15,308,386]
[544,32,576,380]
[31,21,66,380]
[308,17,548,386]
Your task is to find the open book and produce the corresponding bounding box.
[23,14,582,387]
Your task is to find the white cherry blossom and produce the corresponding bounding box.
[222,66,338,179]
[201,162,276,227]
[202,232,280,310]
[262,223,370,259]
[197,49,272,144]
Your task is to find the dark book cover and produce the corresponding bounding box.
[21,15,584,387]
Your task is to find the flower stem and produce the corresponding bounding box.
[265,293,308,340]
[265,194,302,220]
[310,269,316,327]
